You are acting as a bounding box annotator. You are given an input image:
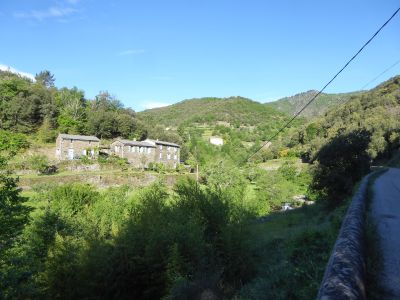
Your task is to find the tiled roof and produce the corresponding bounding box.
[146,139,180,147]
[59,134,100,141]
[116,139,156,147]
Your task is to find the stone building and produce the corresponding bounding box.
[144,139,180,168]
[110,139,156,168]
[56,134,100,160]
[209,136,224,146]
[111,138,180,168]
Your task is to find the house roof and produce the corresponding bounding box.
[59,134,100,142]
[115,139,156,148]
[145,139,180,148]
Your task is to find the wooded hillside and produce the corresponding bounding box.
[266,90,360,118]
[138,96,287,127]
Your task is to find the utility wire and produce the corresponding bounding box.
[360,59,400,90]
[244,6,400,164]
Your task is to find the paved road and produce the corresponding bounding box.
[370,168,400,299]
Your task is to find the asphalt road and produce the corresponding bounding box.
[370,168,400,299]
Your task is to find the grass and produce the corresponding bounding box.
[258,158,307,170]
[17,168,188,179]
[237,200,349,299]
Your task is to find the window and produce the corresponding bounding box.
[167,154,171,160]
[135,146,139,153]
[128,146,132,152]
[147,148,151,154]
[82,149,87,156]
[159,153,162,159]
[159,145,163,150]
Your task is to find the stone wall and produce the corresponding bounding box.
[317,174,373,300]
[19,172,195,190]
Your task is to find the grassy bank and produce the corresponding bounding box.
[17,169,195,190]
[236,200,349,299]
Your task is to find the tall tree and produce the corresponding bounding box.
[35,70,55,88]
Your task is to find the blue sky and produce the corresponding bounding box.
[1,1,399,111]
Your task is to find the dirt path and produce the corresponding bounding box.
[370,168,400,299]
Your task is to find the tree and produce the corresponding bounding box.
[86,110,116,138]
[35,70,55,88]
[93,91,123,111]
[0,132,30,258]
[311,130,371,206]
[37,118,56,143]
[116,113,136,138]
[57,87,86,122]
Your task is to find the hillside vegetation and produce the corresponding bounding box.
[266,90,360,117]
[138,96,287,127]
[138,97,304,166]
[0,70,146,140]
[1,67,400,299]
[290,76,400,162]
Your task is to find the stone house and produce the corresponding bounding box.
[111,138,180,168]
[110,139,156,168]
[144,139,180,168]
[56,134,100,160]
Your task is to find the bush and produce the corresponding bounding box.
[278,161,297,181]
[49,183,99,216]
[28,154,51,174]
[311,130,371,206]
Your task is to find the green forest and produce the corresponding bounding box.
[1,68,400,299]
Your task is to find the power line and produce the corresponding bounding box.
[360,59,400,90]
[244,6,400,164]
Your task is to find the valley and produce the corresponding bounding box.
[1,68,400,299]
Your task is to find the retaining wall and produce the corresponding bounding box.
[317,174,372,300]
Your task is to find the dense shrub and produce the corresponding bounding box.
[2,180,256,299]
[311,130,371,206]
[48,183,99,216]
[28,154,51,174]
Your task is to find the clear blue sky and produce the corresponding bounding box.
[1,0,399,111]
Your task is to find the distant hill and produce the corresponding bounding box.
[138,96,288,127]
[266,90,360,117]
[292,75,400,160]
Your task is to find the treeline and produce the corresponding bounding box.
[0,70,146,141]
